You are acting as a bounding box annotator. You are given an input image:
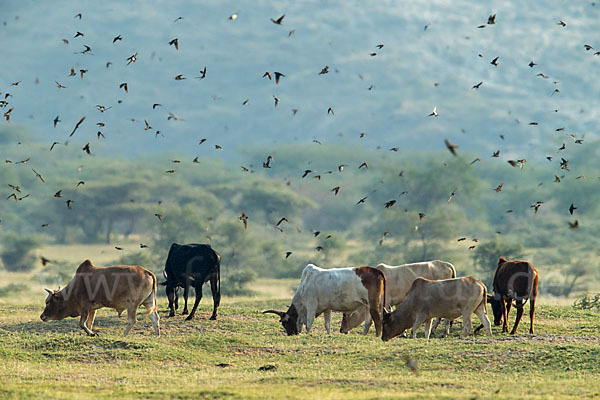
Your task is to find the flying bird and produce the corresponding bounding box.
[113,35,122,43]
[331,186,340,195]
[494,183,503,192]
[490,56,499,66]
[274,72,285,84]
[119,82,128,93]
[569,203,577,215]
[239,212,248,229]
[196,66,207,79]
[428,106,438,117]
[69,116,86,137]
[271,14,285,25]
[384,200,396,208]
[444,139,458,156]
[32,169,45,183]
[472,81,483,89]
[169,38,179,50]
[319,66,329,75]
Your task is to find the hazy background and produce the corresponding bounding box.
[1,0,599,303]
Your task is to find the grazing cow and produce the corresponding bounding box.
[478,257,538,335]
[160,243,221,321]
[381,276,492,341]
[40,259,159,337]
[263,264,386,336]
[340,260,456,334]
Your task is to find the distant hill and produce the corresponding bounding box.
[1,0,599,162]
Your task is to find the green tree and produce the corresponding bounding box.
[0,233,43,272]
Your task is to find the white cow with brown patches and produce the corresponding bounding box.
[264,264,387,336]
[341,260,456,334]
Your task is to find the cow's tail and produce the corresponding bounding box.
[216,253,221,297]
[147,271,158,315]
[378,269,387,311]
[480,283,488,315]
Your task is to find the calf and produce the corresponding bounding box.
[264,264,386,336]
[40,259,159,337]
[381,276,492,341]
[340,260,456,334]
[481,257,538,335]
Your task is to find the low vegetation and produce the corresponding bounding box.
[0,299,598,399]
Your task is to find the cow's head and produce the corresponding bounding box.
[40,288,70,322]
[381,309,411,342]
[263,305,299,335]
[487,293,503,326]
[340,308,365,334]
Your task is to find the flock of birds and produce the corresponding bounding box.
[0,6,595,263]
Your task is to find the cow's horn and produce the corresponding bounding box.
[45,288,53,295]
[262,310,285,317]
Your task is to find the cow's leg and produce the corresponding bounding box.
[529,298,536,334]
[182,284,190,315]
[423,318,433,339]
[209,275,220,320]
[142,296,160,337]
[323,309,332,334]
[123,302,137,337]
[461,313,472,338]
[149,311,160,337]
[85,309,97,330]
[363,310,373,336]
[510,299,524,335]
[443,319,451,337]
[411,314,426,338]
[368,305,383,337]
[304,301,318,333]
[430,317,441,336]
[501,299,509,333]
[475,307,492,337]
[185,283,203,321]
[79,311,96,336]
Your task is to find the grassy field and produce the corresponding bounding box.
[0,296,599,399]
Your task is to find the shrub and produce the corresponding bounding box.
[0,283,28,298]
[573,293,600,311]
[221,269,256,296]
[1,233,43,272]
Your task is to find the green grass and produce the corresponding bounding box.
[0,299,599,399]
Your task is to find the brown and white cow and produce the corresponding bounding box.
[264,264,386,336]
[40,259,160,337]
[381,276,492,341]
[482,257,538,335]
[341,260,456,334]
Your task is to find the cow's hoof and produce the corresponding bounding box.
[168,312,175,317]
[184,315,194,321]
[209,315,217,321]
[182,310,188,315]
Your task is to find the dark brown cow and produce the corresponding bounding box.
[40,259,160,337]
[478,257,538,335]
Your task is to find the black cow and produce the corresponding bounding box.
[160,243,221,321]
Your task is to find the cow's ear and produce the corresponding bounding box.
[45,288,53,295]
[281,314,290,322]
[159,281,168,286]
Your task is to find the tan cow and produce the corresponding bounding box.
[341,260,456,334]
[381,276,492,341]
[40,259,160,337]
